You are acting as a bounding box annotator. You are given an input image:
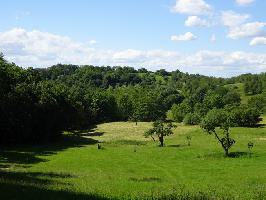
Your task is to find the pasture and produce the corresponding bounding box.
[0,121,266,199]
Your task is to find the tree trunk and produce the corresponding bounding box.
[214,131,228,157]
[159,135,164,147]
[224,148,229,157]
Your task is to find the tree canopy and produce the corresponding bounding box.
[0,53,264,144]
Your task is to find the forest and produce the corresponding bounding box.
[0,52,265,144]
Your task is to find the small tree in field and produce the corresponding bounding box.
[201,109,235,157]
[144,120,176,147]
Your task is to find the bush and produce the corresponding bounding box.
[171,102,192,122]
[229,105,262,127]
[183,113,201,125]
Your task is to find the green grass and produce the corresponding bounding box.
[1,122,266,199]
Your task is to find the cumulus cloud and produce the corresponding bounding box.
[88,40,97,45]
[183,50,266,76]
[171,32,197,41]
[236,0,255,6]
[1,28,266,77]
[227,22,266,39]
[185,16,210,27]
[172,0,212,15]
[221,11,266,39]
[250,37,266,46]
[0,28,98,66]
[221,11,250,27]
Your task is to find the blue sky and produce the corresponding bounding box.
[0,0,266,77]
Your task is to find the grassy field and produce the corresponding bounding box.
[1,120,266,199]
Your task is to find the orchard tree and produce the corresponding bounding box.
[201,109,235,157]
[144,120,176,147]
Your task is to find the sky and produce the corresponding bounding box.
[0,0,266,77]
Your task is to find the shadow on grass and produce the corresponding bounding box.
[228,151,253,158]
[82,131,105,137]
[0,151,48,165]
[0,170,73,185]
[0,170,110,200]
[109,140,147,146]
[257,123,266,128]
[166,144,182,148]
[129,177,161,183]
[68,125,105,137]
[197,151,254,159]
[0,134,99,168]
[0,130,111,200]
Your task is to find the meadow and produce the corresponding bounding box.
[1,119,266,200]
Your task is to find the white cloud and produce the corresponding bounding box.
[228,22,266,39]
[171,32,197,41]
[172,0,212,15]
[221,11,250,27]
[183,50,266,76]
[113,49,146,63]
[1,28,266,77]
[185,16,210,27]
[236,0,255,6]
[250,37,266,46]
[210,34,216,42]
[88,40,97,45]
[0,28,97,66]
[221,11,266,39]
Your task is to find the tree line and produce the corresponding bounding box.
[0,53,264,144]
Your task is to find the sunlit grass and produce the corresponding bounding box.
[1,121,266,199]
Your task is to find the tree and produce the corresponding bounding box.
[171,101,192,122]
[229,105,261,127]
[0,52,5,61]
[201,109,235,157]
[155,69,169,77]
[203,91,224,109]
[116,93,133,120]
[244,75,262,95]
[223,90,241,106]
[248,94,266,114]
[131,90,166,122]
[144,120,176,147]
[183,113,201,125]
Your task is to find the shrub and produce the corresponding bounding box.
[171,102,192,122]
[229,106,262,127]
[183,113,201,125]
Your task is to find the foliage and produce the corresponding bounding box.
[243,74,263,95]
[183,113,201,125]
[144,120,176,146]
[201,109,235,156]
[0,52,263,144]
[229,105,262,127]
[171,102,192,122]
[248,93,266,114]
